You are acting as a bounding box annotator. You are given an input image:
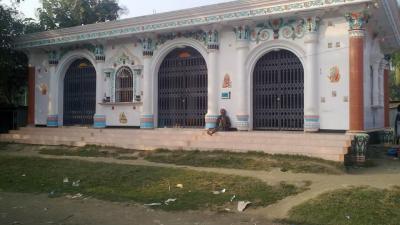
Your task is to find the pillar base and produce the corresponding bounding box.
[236,115,249,131]
[93,115,106,129]
[304,115,320,132]
[140,114,154,129]
[205,115,219,129]
[346,132,369,165]
[46,115,59,127]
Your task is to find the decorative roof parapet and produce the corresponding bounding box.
[15,0,371,49]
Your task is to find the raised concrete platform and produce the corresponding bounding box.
[0,127,352,161]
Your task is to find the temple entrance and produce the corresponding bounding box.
[158,47,207,128]
[63,58,96,126]
[253,49,304,131]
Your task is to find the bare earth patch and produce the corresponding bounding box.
[0,192,281,225]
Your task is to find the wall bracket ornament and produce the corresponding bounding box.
[48,50,60,65]
[94,44,105,61]
[234,26,251,41]
[141,38,155,57]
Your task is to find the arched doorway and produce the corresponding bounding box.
[158,46,207,128]
[253,49,304,131]
[63,58,96,126]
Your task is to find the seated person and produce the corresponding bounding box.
[207,108,231,136]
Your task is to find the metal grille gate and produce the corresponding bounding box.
[158,47,207,128]
[253,50,304,131]
[63,59,96,126]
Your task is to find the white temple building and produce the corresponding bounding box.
[9,0,400,161]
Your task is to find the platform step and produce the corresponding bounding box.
[1,127,352,161]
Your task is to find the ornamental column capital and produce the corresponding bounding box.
[345,11,370,31]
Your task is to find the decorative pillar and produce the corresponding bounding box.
[383,60,390,128]
[345,11,370,164]
[47,50,59,127]
[234,26,250,131]
[94,44,107,128]
[140,38,155,129]
[303,17,321,132]
[346,11,369,132]
[27,66,35,126]
[205,30,220,129]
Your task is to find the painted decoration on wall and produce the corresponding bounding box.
[328,66,341,83]
[222,74,232,88]
[119,112,128,124]
[39,84,48,95]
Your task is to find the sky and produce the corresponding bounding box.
[1,0,233,20]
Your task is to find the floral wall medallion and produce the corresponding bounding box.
[222,74,232,88]
[328,66,340,83]
[119,112,128,124]
[39,84,48,95]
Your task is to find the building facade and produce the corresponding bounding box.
[18,0,400,134]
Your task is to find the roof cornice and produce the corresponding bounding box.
[15,0,371,49]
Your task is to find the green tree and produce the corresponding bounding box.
[390,52,400,101]
[37,0,126,30]
[0,4,28,106]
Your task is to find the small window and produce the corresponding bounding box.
[116,66,133,102]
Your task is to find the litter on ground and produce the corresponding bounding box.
[164,198,177,205]
[237,201,251,212]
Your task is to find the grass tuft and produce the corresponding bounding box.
[143,149,345,175]
[283,186,400,225]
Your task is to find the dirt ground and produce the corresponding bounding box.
[0,192,279,225]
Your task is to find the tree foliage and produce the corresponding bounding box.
[0,4,28,106]
[37,0,126,30]
[0,0,126,106]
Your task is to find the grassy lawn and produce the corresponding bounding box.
[142,149,345,175]
[284,187,400,225]
[0,155,308,211]
[32,144,345,174]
